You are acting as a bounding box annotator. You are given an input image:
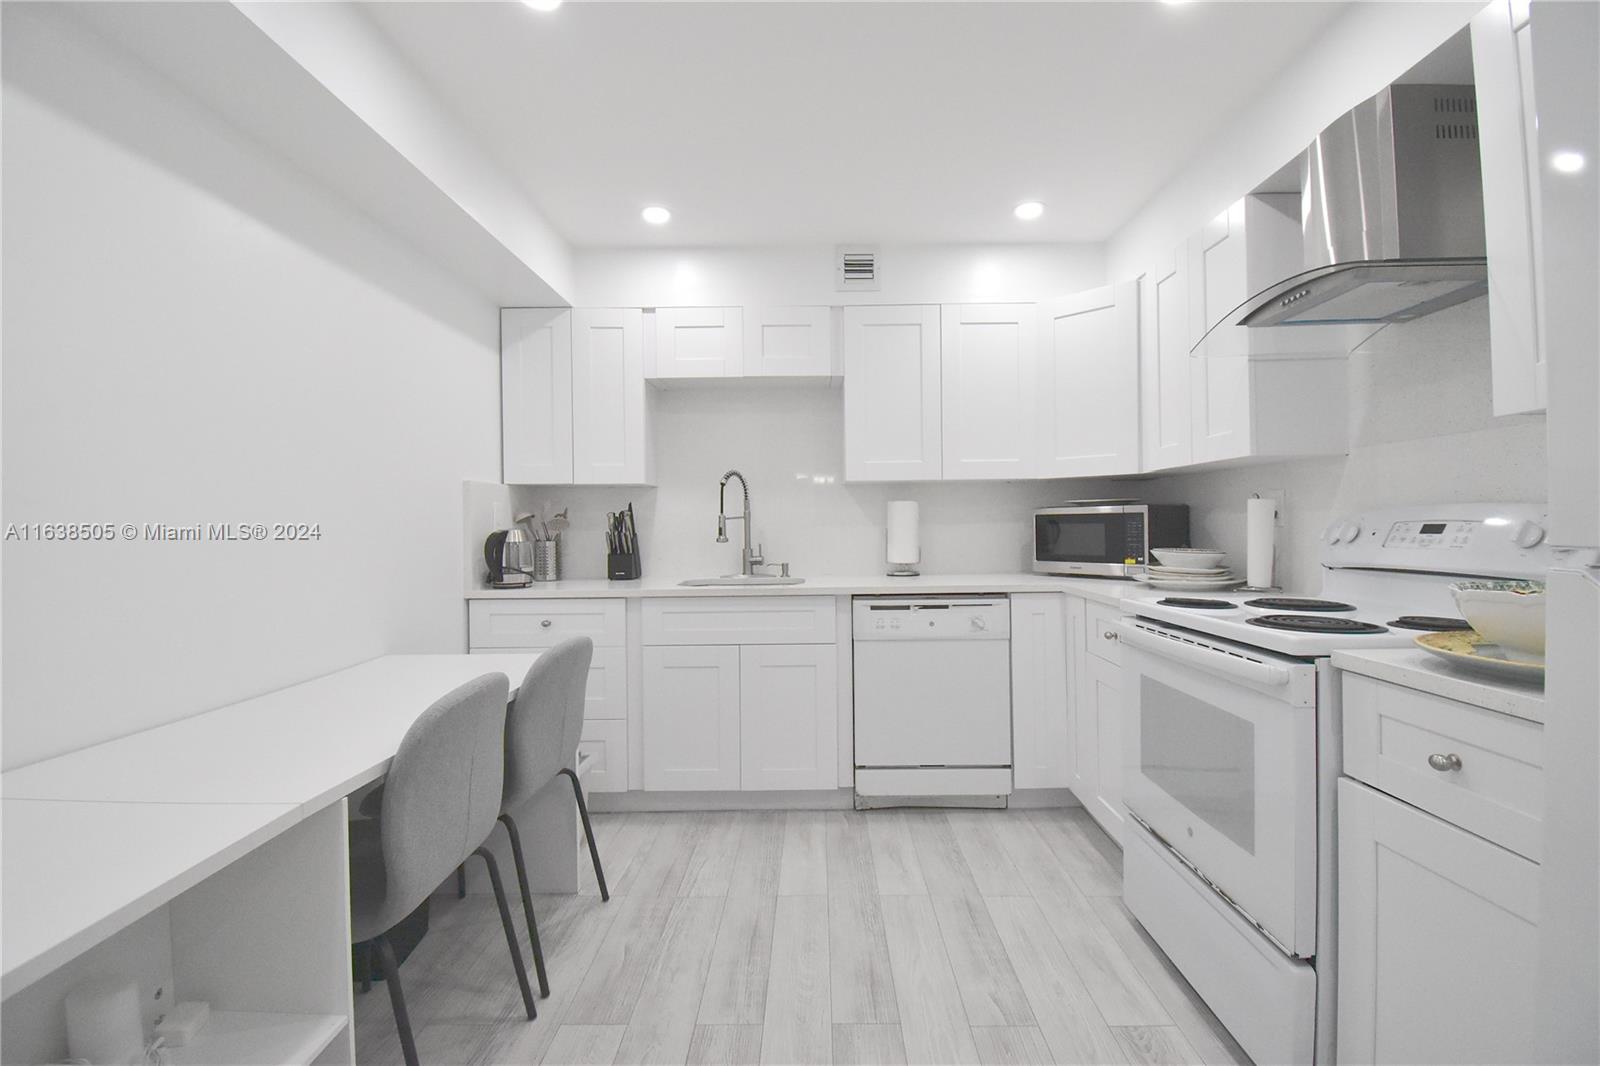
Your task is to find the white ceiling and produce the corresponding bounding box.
[365,1,1350,248]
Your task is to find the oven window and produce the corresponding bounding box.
[1140,678,1256,854]
[1035,514,1120,562]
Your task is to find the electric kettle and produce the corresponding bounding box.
[484,528,534,587]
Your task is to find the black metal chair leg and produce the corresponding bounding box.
[560,766,609,902]
[474,846,538,1021]
[372,934,419,1066]
[497,812,551,998]
[456,863,466,898]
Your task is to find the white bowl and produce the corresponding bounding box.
[1451,580,1546,657]
[1152,547,1226,570]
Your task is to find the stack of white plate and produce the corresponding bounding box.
[1136,548,1244,591]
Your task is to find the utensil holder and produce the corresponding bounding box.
[608,552,641,581]
[533,538,560,582]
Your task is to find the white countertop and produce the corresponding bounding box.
[467,572,1138,608]
[1332,648,1546,724]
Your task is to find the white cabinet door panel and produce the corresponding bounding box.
[1139,252,1193,471]
[745,306,833,377]
[842,305,941,481]
[1010,594,1070,789]
[739,644,837,791]
[579,720,627,793]
[1337,778,1540,1065]
[941,303,1037,479]
[1086,651,1123,842]
[642,645,741,791]
[572,308,649,485]
[1039,284,1140,478]
[652,307,744,379]
[501,308,573,485]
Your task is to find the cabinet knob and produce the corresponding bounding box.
[1427,752,1463,773]
[541,619,553,629]
[1103,629,1118,641]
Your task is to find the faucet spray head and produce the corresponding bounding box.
[716,515,728,543]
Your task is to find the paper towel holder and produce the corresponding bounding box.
[1240,492,1282,593]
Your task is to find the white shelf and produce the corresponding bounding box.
[167,1011,346,1066]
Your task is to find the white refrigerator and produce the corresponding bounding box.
[1528,3,1600,1063]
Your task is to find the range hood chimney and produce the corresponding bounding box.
[1233,83,1487,329]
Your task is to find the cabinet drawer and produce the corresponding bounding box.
[579,719,627,794]
[642,596,836,646]
[1085,600,1125,667]
[470,645,627,722]
[469,598,626,649]
[1342,673,1543,860]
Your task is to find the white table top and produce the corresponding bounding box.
[1,654,540,813]
[1,798,301,996]
[1332,647,1546,724]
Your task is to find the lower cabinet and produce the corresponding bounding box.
[1011,593,1075,789]
[1337,778,1540,1064]
[1069,598,1125,841]
[578,720,628,794]
[642,642,837,791]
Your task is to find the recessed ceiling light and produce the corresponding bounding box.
[1013,201,1045,221]
[1161,0,1193,6]
[1551,150,1587,174]
[641,205,672,225]
[522,0,562,11]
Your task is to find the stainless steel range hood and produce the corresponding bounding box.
[1234,83,1487,329]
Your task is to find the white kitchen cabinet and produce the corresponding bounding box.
[1472,0,1547,416]
[572,308,651,485]
[739,644,838,790]
[642,644,742,791]
[1139,250,1193,472]
[501,308,573,485]
[842,305,942,481]
[1039,284,1140,477]
[1083,616,1124,841]
[940,303,1037,479]
[578,719,627,793]
[1011,594,1073,789]
[651,306,744,380]
[1337,778,1541,1065]
[744,306,835,378]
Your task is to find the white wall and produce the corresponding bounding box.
[1139,300,1547,593]
[574,244,1105,308]
[1,7,502,768]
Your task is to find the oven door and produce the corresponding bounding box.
[1034,508,1144,575]
[1115,618,1319,957]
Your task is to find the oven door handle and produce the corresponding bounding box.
[1113,620,1294,688]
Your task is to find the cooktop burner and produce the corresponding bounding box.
[1247,614,1390,634]
[1388,615,1474,632]
[1244,597,1357,612]
[1157,597,1237,610]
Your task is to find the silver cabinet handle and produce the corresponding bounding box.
[1428,753,1463,772]
[541,619,553,629]
[1103,630,1118,641]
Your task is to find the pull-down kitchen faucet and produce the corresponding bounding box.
[716,469,764,575]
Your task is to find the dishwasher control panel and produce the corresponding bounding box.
[852,595,1010,640]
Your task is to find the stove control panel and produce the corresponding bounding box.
[1322,503,1552,581]
[1382,520,1478,549]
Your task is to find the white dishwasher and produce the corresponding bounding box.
[853,595,1012,804]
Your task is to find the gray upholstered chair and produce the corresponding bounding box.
[349,673,535,1066]
[492,638,609,993]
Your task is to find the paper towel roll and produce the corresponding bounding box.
[65,977,144,1065]
[1247,496,1277,589]
[886,501,920,574]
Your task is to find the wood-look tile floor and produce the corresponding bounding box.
[353,808,1252,1066]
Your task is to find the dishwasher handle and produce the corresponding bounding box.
[1113,619,1294,689]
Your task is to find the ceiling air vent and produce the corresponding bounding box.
[836,246,880,292]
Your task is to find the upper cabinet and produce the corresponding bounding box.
[572,308,652,485]
[1039,283,1140,478]
[502,308,574,485]
[744,306,835,378]
[941,303,1038,480]
[650,306,744,380]
[1472,0,1547,416]
[842,305,943,481]
[1139,251,1193,472]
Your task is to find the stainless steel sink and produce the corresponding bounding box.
[679,575,806,587]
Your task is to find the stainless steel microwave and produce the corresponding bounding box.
[1033,503,1191,578]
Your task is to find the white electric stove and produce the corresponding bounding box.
[1112,503,1551,1066]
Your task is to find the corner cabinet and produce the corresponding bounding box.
[842,305,942,481]
[501,308,652,486]
[1471,0,1547,416]
[1010,593,1075,789]
[940,303,1037,480]
[1039,284,1140,477]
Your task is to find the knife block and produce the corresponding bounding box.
[607,552,641,581]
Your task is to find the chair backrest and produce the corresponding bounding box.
[378,673,509,919]
[503,637,593,809]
